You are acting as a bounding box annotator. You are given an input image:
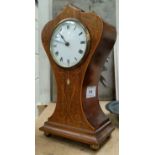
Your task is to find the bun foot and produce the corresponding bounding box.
[90,144,100,150]
[44,132,51,137]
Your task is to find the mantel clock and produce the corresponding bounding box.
[40,5,116,149]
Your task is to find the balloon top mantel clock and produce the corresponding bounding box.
[40,5,116,149]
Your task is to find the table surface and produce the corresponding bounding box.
[35,101,119,155]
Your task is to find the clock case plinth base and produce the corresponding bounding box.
[40,119,114,147]
[39,5,116,149]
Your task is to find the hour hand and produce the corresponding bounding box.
[59,33,66,42]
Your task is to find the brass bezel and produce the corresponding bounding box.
[50,18,90,69]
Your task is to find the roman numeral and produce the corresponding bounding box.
[78,49,83,54]
[74,57,77,61]
[67,25,70,29]
[59,27,62,32]
[74,25,76,30]
[80,41,85,44]
[79,32,83,36]
[67,59,70,65]
[53,44,57,47]
[55,51,59,56]
[60,57,63,62]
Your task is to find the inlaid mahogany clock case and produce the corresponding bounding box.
[40,5,116,148]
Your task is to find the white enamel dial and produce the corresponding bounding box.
[50,19,90,68]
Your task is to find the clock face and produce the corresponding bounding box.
[50,19,90,68]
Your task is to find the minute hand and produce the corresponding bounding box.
[54,39,65,44]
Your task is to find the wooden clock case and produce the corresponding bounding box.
[40,5,116,149]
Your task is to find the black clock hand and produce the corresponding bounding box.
[58,33,70,46]
[59,33,66,42]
